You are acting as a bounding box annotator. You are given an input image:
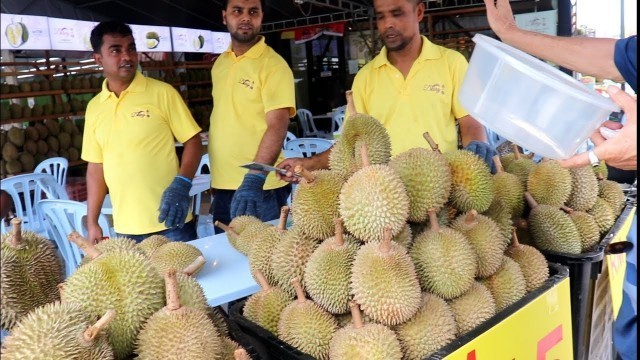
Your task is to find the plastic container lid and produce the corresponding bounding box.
[459,34,620,159]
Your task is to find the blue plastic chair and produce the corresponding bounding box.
[34,157,69,187]
[284,138,333,158]
[37,199,112,277]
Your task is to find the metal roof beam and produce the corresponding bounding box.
[261,10,370,33]
[293,0,369,13]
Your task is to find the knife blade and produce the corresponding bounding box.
[240,162,293,176]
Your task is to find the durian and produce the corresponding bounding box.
[243,270,292,334]
[444,149,494,212]
[566,166,599,211]
[248,206,289,286]
[505,228,549,292]
[481,256,527,312]
[525,192,581,254]
[526,160,572,206]
[448,282,496,336]
[492,155,524,218]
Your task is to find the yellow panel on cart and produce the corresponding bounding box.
[607,206,636,318]
[443,278,573,359]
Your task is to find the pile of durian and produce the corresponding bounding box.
[220,92,626,360]
[1,219,249,360]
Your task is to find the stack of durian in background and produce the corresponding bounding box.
[218,90,632,359]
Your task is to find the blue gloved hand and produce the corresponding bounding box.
[465,140,498,174]
[158,176,192,228]
[230,173,266,219]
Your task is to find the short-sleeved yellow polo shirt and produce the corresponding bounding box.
[82,72,201,234]
[209,36,296,190]
[349,36,469,155]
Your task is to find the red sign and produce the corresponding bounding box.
[294,22,346,44]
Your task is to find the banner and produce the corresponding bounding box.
[515,10,558,36]
[293,22,346,44]
[48,17,97,51]
[211,31,231,54]
[1,13,51,50]
[171,26,213,53]
[130,24,172,52]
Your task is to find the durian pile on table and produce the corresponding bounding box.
[217,92,625,359]
[0,90,626,359]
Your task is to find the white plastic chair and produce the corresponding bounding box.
[34,157,69,187]
[283,131,297,149]
[37,199,112,277]
[284,138,333,158]
[332,112,345,134]
[297,109,330,138]
[192,154,212,238]
[1,173,69,235]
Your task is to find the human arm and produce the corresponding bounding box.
[86,162,108,243]
[559,86,637,170]
[483,0,622,81]
[459,115,497,172]
[230,108,290,218]
[276,149,332,183]
[178,135,202,179]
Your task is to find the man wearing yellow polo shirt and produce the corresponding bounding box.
[277,0,495,177]
[208,0,295,233]
[83,21,203,243]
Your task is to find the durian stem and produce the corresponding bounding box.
[422,132,441,153]
[427,208,440,232]
[523,192,539,210]
[349,301,364,329]
[83,309,116,342]
[164,269,181,311]
[345,90,356,116]
[334,218,344,247]
[294,165,316,184]
[9,217,22,247]
[465,210,478,225]
[254,270,271,290]
[379,227,392,254]
[596,173,605,181]
[215,221,239,237]
[234,348,251,360]
[278,206,290,231]
[182,256,206,276]
[512,144,521,160]
[493,155,504,173]
[560,205,574,214]
[515,218,529,231]
[360,142,370,167]
[526,152,536,159]
[510,227,521,247]
[291,277,306,304]
[68,231,102,260]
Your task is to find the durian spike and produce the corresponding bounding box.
[277,206,290,231]
[215,221,239,237]
[294,165,316,184]
[523,192,539,210]
[164,268,181,311]
[234,348,251,360]
[349,300,364,329]
[345,90,356,116]
[83,309,116,342]
[253,270,271,291]
[379,227,393,254]
[510,227,521,247]
[57,283,65,300]
[9,217,22,247]
[560,205,574,214]
[465,209,478,225]
[359,142,370,167]
[511,144,522,160]
[422,132,441,153]
[68,231,102,260]
[334,218,344,247]
[290,277,306,304]
[427,208,440,232]
[493,155,504,173]
[182,255,206,276]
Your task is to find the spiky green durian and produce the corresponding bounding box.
[598,179,626,215]
[270,226,318,297]
[243,270,292,335]
[588,197,616,235]
[566,209,601,252]
[248,207,289,286]
[505,229,549,292]
[492,156,525,218]
[448,282,496,336]
[527,160,572,206]
[137,235,170,258]
[444,149,494,212]
[80,237,143,265]
[149,242,205,276]
[481,256,527,312]
[566,166,599,211]
[526,193,581,254]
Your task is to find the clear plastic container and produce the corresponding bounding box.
[459,34,620,159]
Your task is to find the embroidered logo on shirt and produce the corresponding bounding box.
[423,83,446,95]
[131,109,150,118]
[239,78,255,90]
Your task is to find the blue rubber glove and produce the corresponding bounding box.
[158,176,192,228]
[230,173,266,219]
[465,140,498,174]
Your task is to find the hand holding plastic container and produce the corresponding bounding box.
[459,34,620,159]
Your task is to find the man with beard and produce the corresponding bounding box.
[277,0,495,179]
[208,0,295,233]
[83,21,202,243]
